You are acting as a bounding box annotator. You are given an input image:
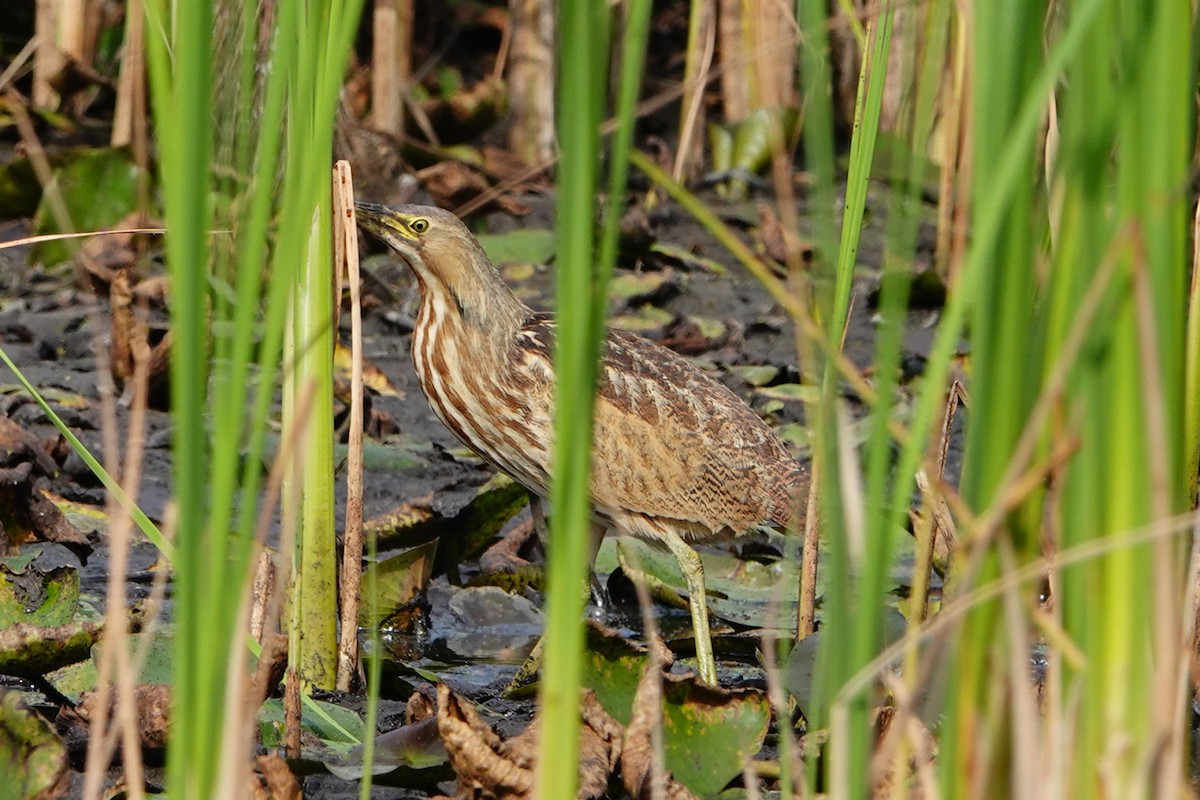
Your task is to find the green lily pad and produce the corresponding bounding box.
[611,305,673,334]
[755,383,819,404]
[325,716,448,779]
[773,422,810,453]
[43,659,97,704]
[583,624,649,726]
[92,631,174,685]
[476,228,556,265]
[31,147,143,267]
[608,271,679,306]
[361,539,438,626]
[661,679,770,797]
[451,473,531,561]
[730,365,779,387]
[598,538,801,631]
[649,242,728,275]
[583,624,770,798]
[0,555,80,628]
[0,691,68,797]
[0,620,101,677]
[260,697,365,751]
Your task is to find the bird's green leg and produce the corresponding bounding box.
[504,500,607,696]
[659,528,718,686]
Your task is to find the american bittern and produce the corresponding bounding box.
[356,202,807,685]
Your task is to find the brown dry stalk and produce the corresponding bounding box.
[333,161,367,692]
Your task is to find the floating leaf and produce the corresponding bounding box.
[583,624,649,726]
[661,679,770,797]
[731,364,779,387]
[773,422,810,453]
[450,473,531,562]
[476,228,556,265]
[0,555,81,628]
[31,148,142,267]
[43,659,97,704]
[361,539,438,626]
[0,620,100,677]
[611,305,673,334]
[599,538,801,631]
[260,697,364,751]
[755,382,819,404]
[325,716,448,779]
[608,270,679,306]
[0,691,68,797]
[649,241,727,275]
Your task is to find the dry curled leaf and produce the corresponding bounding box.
[77,683,171,750]
[254,753,302,800]
[437,684,620,800]
[757,201,812,270]
[416,161,529,216]
[0,418,85,553]
[621,638,699,800]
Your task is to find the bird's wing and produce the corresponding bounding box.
[514,316,804,536]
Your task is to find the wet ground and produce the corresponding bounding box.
[0,184,947,797]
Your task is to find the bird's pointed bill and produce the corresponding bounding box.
[354,202,420,243]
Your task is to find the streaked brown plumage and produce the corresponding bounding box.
[356,202,807,684]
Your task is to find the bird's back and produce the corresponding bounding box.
[513,315,806,540]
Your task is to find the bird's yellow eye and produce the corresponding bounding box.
[410,218,429,234]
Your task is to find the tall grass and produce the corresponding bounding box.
[811,0,1198,797]
[142,0,363,793]
[536,1,650,796]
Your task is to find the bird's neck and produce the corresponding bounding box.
[419,272,529,361]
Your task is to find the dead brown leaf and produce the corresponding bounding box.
[77,212,157,292]
[478,517,538,574]
[757,202,812,270]
[658,315,741,356]
[108,267,171,407]
[621,638,699,800]
[416,161,529,216]
[253,753,302,800]
[0,418,86,552]
[76,683,171,750]
[437,684,621,800]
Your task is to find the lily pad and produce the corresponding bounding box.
[476,228,556,265]
[260,696,364,752]
[325,716,447,779]
[0,691,68,798]
[0,552,81,628]
[608,270,680,306]
[583,624,649,726]
[611,305,673,334]
[597,538,801,631]
[661,679,770,797]
[730,364,780,387]
[755,382,819,404]
[583,624,770,798]
[31,147,142,267]
[361,539,438,626]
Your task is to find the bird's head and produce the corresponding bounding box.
[355,202,527,330]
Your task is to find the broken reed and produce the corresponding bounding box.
[142,0,363,795]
